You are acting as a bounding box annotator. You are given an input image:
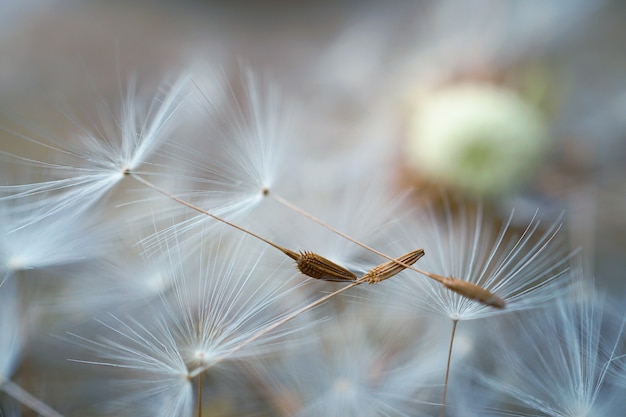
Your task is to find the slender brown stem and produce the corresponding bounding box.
[131,174,504,309]
[129,172,432,284]
[132,173,367,377]
[270,192,446,282]
[197,372,203,417]
[134,174,431,282]
[271,194,505,307]
[440,319,458,417]
[0,379,65,417]
[130,174,293,255]
[188,278,365,378]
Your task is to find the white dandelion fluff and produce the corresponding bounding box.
[251,305,441,417]
[0,195,111,276]
[69,229,311,416]
[134,69,293,254]
[0,74,191,227]
[381,200,571,321]
[474,277,626,416]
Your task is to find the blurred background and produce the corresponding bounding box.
[1,0,624,292]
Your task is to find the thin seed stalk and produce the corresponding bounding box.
[197,373,203,417]
[130,173,283,251]
[440,319,458,417]
[131,174,359,283]
[0,379,66,417]
[188,277,366,379]
[131,174,504,308]
[270,192,505,308]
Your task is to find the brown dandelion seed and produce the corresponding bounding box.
[362,249,425,284]
[281,248,357,282]
[439,276,506,309]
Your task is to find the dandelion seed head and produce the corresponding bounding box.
[189,347,217,368]
[380,200,571,321]
[143,69,290,250]
[0,73,191,223]
[70,229,309,395]
[80,74,191,176]
[474,277,626,417]
[189,67,288,205]
[0,197,111,272]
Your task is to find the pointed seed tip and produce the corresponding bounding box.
[293,251,357,282]
[442,278,505,309]
[488,295,506,309]
[363,248,425,284]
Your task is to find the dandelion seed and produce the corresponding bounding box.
[69,230,313,416]
[380,199,571,321]
[362,249,425,284]
[130,173,358,285]
[474,276,626,417]
[0,74,191,227]
[282,249,357,282]
[271,188,508,308]
[250,305,441,417]
[439,276,505,309]
[143,68,290,250]
[368,198,571,416]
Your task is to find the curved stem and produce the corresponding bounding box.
[271,193,505,308]
[131,173,504,309]
[197,373,203,417]
[440,319,458,417]
[1,379,65,417]
[130,173,292,255]
[272,191,505,308]
[132,173,438,282]
[271,192,447,282]
[188,278,364,379]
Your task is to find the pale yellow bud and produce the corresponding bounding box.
[406,83,550,195]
